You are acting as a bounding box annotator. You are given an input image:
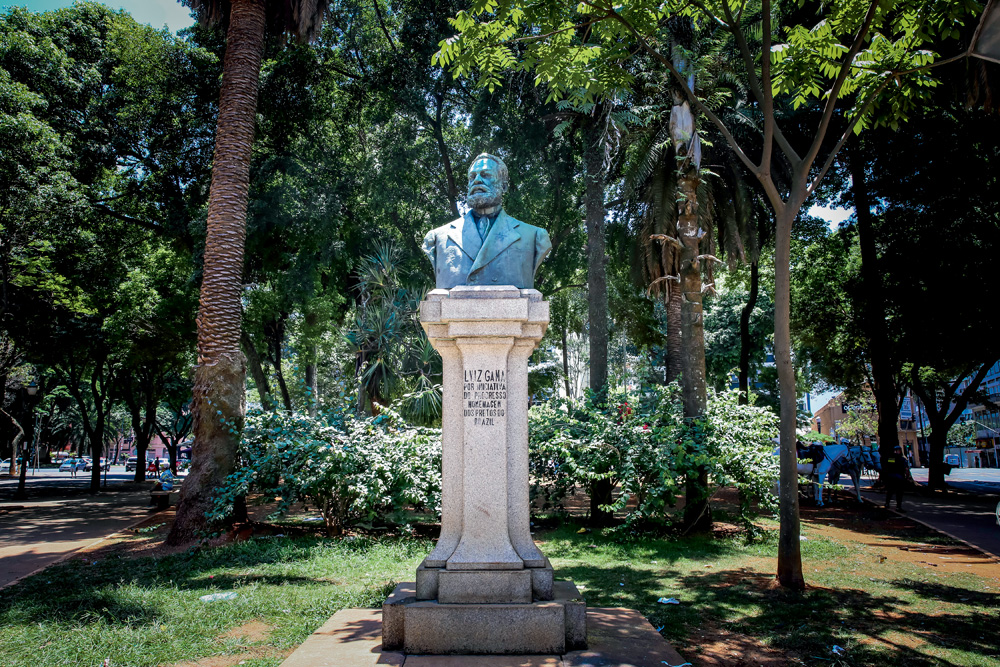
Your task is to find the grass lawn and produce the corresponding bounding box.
[0,500,998,666]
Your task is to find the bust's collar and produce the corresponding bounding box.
[471,205,501,220]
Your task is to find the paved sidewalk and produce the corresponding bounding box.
[851,476,1000,559]
[0,490,154,589]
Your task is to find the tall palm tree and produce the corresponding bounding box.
[626,17,776,531]
[168,0,329,544]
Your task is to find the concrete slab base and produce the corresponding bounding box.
[278,606,686,667]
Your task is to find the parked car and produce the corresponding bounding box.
[0,459,10,473]
[85,457,110,472]
[59,458,86,472]
[944,454,961,467]
[125,456,139,472]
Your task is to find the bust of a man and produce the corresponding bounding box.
[423,153,552,289]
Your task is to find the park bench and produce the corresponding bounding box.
[149,488,180,511]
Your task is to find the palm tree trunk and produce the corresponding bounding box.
[168,0,266,545]
[665,293,682,383]
[677,160,710,532]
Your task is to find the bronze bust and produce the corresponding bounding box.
[423,153,551,289]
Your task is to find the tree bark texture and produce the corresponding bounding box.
[774,206,805,589]
[737,260,760,405]
[676,164,710,532]
[849,146,899,460]
[584,116,611,526]
[168,0,265,545]
[665,292,682,384]
[584,119,608,396]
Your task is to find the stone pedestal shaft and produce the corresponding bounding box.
[418,286,548,574]
[386,285,586,656]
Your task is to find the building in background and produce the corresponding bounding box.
[812,391,921,464]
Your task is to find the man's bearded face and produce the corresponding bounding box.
[466,157,504,210]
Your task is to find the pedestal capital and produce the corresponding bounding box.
[419,286,549,344]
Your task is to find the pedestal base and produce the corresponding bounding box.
[383,581,586,655]
[416,557,554,603]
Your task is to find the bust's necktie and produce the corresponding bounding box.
[475,213,496,241]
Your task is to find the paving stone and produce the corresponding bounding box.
[563,608,688,667]
[278,608,403,667]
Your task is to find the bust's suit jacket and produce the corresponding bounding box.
[422,210,552,289]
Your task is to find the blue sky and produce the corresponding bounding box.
[6,0,194,33]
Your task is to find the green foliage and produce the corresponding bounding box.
[209,407,441,536]
[925,420,976,448]
[837,390,878,445]
[434,0,977,133]
[528,385,778,533]
[703,269,774,391]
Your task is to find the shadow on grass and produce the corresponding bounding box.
[0,535,403,628]
[542,522,1000,667]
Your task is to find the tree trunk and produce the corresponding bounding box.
[242,331,273,411]
[168,0,265,546]
[911,361,996,491]
[129,403,149,483]
[273,352,292,413]
[926,424,948,489]
[774,205,805,589]
[88,419,105,494]
[676,159,710,532]
[738,260,760,405]
[14,402,32,498]
[305,357,318,417]
[561,324,571,398]
[665,292,682,383]
[849,145,899,461]
[303,311,319,417]
[584,114,611,527]
[584,117,608,397]
[264,318,293,412]
[431,94,460,218]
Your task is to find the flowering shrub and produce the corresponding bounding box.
[209,407,441,535]
[528,386,778,532]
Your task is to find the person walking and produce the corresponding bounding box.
[884,444,911,511]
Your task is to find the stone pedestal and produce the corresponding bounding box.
[383,286,586,655]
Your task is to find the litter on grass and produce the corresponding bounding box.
[200,592,238,602]
[832,645,846,655]
[657,597,680,605]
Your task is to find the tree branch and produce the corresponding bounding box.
[372,0,398,55]
[805,77,890,197]
[513,19,597,42]
[801,0,881,174]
